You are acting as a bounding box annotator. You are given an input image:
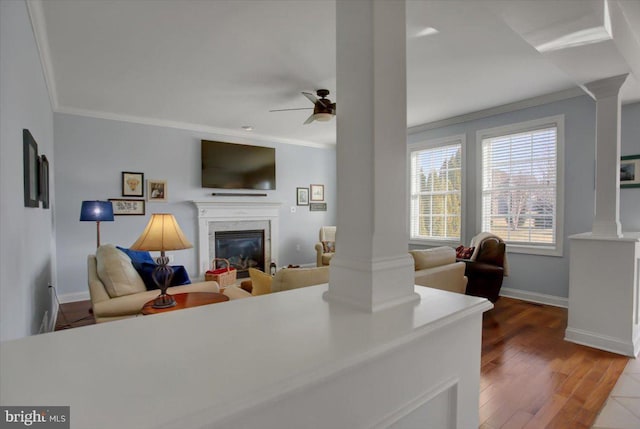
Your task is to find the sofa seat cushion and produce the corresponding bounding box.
[92,281,220,318]
[96,244,147,298]
[409,247,455,271]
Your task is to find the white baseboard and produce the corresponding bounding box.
[565,327,639,357]
[499,287,568,308]
[58,291,90,303]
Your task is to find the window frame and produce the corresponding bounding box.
[408,134,466,247]
[476,115,565,257]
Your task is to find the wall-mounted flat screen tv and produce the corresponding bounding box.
[201,140,276,190]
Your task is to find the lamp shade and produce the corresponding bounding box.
[80,201,114,222]
[130,213,193,252]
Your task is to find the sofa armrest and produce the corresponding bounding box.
[315,243,324,267]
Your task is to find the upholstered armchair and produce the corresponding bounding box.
[460,233,508,303]
[314,226,336,267]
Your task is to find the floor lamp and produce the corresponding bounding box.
[130,213,193,309]
[80,200,114,248]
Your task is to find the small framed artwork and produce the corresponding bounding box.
[23,129,39,208]
[109,198,145,215]
[621,155,640,188]
[148,179,167,202]
[122,171,144,197]
[39,155,50,209]
[296,187,309,206]
[310,202,327,212]
[310,184,324,201]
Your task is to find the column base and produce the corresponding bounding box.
[325,254,419,312]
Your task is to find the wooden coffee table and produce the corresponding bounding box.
[141,292,229,315]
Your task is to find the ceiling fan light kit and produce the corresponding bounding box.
[271,89,336,125]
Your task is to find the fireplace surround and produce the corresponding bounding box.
[193,200,281,277]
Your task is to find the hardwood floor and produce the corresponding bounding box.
[54,296,627,428]
[54,300,95,330]
[480,297,628,429]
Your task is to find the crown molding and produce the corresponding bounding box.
[26,0,59,110]
[55,106,336,149]
[407,87,586,134]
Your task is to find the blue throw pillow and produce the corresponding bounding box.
[117,246,155,265]
[132,262,192,291]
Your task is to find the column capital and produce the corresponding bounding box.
[584,74,629,100]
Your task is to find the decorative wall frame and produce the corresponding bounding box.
[310,202,327,212]
[39,155,50,209]
[310,184,324,201]
[109,198,145,215]
[23,129,39,208]
[621,155,640,188]
[147,179,167,202]
[122,171,144,197]
[296,187,309,206]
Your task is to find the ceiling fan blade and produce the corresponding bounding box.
[269,107,314,112]
[303,113,315,125]
[302,92,319,105]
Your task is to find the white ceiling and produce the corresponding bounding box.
[33,0,640,146]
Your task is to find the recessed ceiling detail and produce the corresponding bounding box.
[30,0,640,146]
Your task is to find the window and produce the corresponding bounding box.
[409,135,464,243]
[478,115,564,256]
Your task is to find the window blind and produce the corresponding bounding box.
[481,126,557,246]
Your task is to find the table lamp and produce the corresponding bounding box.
[80,200,114,248]
[130,213,193,308]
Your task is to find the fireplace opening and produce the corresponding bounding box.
[214,229,265,279]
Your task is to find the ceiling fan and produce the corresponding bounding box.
[270,89,336,124]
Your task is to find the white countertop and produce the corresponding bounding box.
[0,285,491,429]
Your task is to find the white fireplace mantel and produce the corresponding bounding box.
[192,200,282,276]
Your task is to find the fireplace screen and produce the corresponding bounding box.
[214,229,265,278]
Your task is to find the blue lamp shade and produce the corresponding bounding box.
[80,201,114,222]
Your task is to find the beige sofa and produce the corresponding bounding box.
[410,246,468,294]
[88,244,251,323]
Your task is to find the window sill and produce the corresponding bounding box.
[506,244,563,257]
[409,238,460,248]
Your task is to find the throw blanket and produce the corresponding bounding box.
[469,232,509,276]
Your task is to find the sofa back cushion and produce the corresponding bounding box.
[271,266,329,293]
[248,268,273,296]
[409,247,455,271]
[96,244,147,298]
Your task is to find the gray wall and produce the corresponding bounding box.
[0,0,57,341]
[53,113,336,298]
[409,95,640,299]
[621,102,640,231]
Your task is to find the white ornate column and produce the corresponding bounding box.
[585,74,628,237]
[325,0,418,312]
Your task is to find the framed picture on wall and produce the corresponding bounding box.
[23,129,39,208]
[310,184,324,201]
[122,171,144,197]
[39,155,50,209]
[296,187,309,206]
[147,179,167,202]
[109,198,145,215]
[621,155,640,188]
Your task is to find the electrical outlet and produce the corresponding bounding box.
[290,206,296,213]
[296,244,301,251]
[167,255,174,263]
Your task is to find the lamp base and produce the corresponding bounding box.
[152,293,177,309]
